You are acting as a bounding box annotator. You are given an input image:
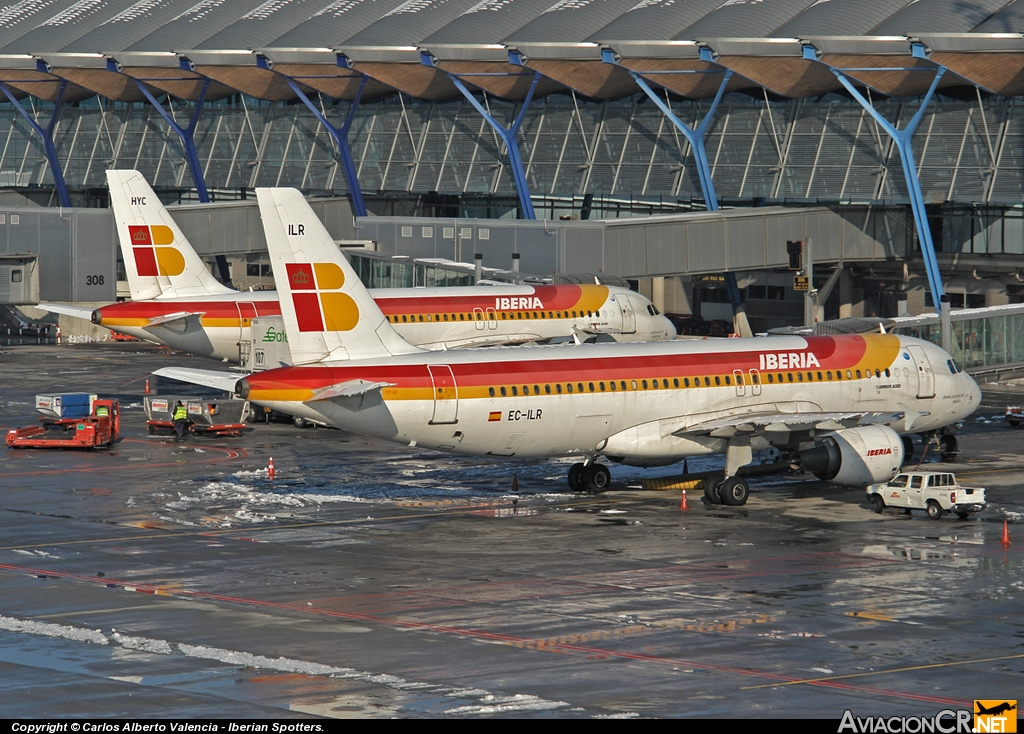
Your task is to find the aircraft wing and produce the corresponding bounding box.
[306,379,396,402]
[37,303,95,321]
[672,410,928,438]
[144,311,205,328]
[152,367,246,394]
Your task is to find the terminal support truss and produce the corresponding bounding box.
[0,77,70,207]
[445,69,541,220]
[129,67,211,203]
[827,62,947,312]
[607,52,748,333]
[263,56,368,218]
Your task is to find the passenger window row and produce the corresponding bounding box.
[386,310,606,323]
[483,366,890,397]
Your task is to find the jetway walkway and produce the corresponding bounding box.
[888,305,1024,382]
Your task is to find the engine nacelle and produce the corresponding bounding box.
[798,425,904,486]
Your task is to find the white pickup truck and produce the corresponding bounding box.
[866,471,986,520]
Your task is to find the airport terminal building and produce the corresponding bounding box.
[2,0,1024,331]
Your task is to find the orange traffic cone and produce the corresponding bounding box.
[144,378,150,395]
[680,490,689,511]
[268,456,275,480]
[1003,520,1011,548]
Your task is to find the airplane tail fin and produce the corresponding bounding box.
[256,188,424,364]
[106,169,235,300]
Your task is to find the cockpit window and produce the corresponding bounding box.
[947,359,963,374]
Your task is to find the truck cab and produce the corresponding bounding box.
[866,471,986,519]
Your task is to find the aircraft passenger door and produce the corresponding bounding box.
[473,307,485,330]
[749,369,762,396]
[733,369,745,397]
[907,345,935,399]
[427,365,459,424]
[618,297,636,334]
[485,307,497,330]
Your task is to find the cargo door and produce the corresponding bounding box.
[236,301,257,361]
[907,345,935,399]
[427,364,459,424]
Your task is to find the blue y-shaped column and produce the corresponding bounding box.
[604,49,746,331]
[824,47,946,312]
[0,72,71,207]
[125,59,211,203]
[441,63,541,220]
[259,55,368,217]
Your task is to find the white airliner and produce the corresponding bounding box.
[156,188,981,505]
[41,171,673,363]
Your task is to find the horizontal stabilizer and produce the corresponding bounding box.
[306,379,396,402]
[144,311,205,328]
[152,367,245,394]
[37,303,94,321]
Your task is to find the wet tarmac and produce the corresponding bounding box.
[0,343,1022,719]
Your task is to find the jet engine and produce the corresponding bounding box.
[797,425,904,485]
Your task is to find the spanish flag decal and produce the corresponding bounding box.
[488,411,502,422]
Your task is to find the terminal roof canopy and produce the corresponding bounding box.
[0,0,1020,104]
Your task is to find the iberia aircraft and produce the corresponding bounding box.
[40,170,674,363]
[156,188,981,505]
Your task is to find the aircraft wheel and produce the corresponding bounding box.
[901,435,914,460]
[293,416,307,429]
[940,435,958,462]
[926,500,943,520]
[703,474,723,505]
[720,476,749,506]
[567,463,586,492]
[870,494,885,514]
[584,464,611,493]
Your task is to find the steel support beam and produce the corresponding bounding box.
[0,78,70,207]
[828,63,947,314]
[262,57,368,218]
[608,53,749,333]
[444,69,541,220]
[128,62,211,203]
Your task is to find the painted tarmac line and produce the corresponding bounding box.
[0,561,971,707]
[3,444,249,477]
[739,652,1024,690]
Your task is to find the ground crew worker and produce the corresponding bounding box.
[94,404,109,417]
[173,400,189,441]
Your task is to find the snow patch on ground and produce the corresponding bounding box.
[111,630,173,655]
[0,615,108,645]
[444,693,569,715]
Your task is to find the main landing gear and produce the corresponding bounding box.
[703,474,750,507]
[567,461,611,493]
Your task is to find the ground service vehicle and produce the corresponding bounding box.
[156,188,982,504]
[866,471,986,519]
[6,399,120,449]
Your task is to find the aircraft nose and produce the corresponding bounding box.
[660,315,677,338]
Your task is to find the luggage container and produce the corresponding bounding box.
[35,393,96,420]
[144,395,251,437]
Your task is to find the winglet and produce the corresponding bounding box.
[256,188,425,364]
[107,170,234,300]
